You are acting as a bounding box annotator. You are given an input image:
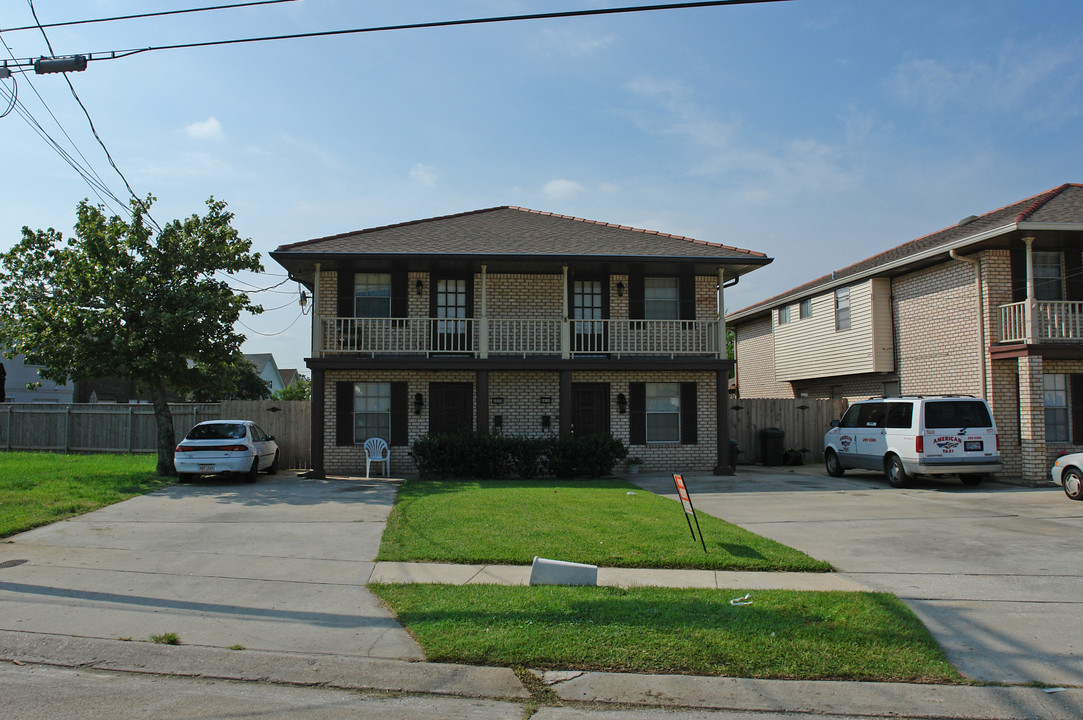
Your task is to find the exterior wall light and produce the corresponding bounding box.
[414,393,424,415]
[617,393,627,414]
[415,279,424,296]
[616,281,624,297]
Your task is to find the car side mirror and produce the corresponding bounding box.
[267,435,275,441]
[830,419,840,427]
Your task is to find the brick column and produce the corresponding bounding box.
[1017,354,1046,485]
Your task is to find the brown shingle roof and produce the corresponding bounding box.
[273,206,768,261]
[729,184,1083,320]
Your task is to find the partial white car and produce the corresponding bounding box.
[174,420,279,483]
[1051,453,1083,501]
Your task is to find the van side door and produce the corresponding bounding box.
[853,402,888,470]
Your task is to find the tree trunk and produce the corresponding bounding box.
[149,380,176,476]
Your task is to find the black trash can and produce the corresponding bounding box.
[729,438,740,466]
[759,427,785,466]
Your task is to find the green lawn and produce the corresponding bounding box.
[0,452,169,538]
[377,478,832,572]
[370,584,962,683]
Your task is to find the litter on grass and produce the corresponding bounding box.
[730,594,753,606]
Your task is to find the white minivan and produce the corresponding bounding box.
[823,396,1002,488]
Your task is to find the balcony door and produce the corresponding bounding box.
[572,278,608,353]
[431,276,472,354]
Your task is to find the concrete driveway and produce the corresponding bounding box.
[0,475,422,660]
[631,466,1083,686]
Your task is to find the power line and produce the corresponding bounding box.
[0,0,795,70]
[0,0,299,33]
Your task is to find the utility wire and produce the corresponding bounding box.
[1,0,298,33]
[237,310,306,337]
[25,0,155,228]
[0,0,795,69]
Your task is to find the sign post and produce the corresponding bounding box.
[672,473,707,553]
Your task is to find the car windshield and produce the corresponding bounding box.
[924,401,992,429]
[186,423,247,441]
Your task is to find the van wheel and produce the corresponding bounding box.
[1064,468,1083,501]
[885,455,909,488]
[960,474,985,486]
[825,450,845,477]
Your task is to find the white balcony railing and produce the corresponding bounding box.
[998,301,1083,343]
[319,317,723,358]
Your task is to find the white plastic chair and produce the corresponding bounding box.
[364,437,390,478]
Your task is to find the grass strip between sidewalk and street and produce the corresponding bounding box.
[377,478,832,572]
[370,583,962,683]
[0,452,167,538]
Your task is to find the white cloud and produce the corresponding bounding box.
[409,163,438,187]
[186,117,225,141]
[542,179,585,201]
[534,28,617,58]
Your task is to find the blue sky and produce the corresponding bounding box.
[2,0,1081,377]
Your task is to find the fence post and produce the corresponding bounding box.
[5,405,10,451]
[64,405,71,453]
[128,406,135,453]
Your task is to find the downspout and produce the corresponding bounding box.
[949,250,986,399]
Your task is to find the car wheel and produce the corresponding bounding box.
[1063,468,1083,501]
[245,459,259,483]
[960,474,985,486]
[825,450,845,477]
[885,454,909,488]
[177,473,193,483]
[266,451,279,475]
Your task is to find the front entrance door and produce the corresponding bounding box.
[429,382,473,436]
[571,383,610,437]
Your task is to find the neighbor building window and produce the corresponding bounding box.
[1033,252,1064,301]
[354,382,391,444]
[1044,373,1069,443]
[354,273,392,318]
[778,305,790,325]
[646,382,681,442]
[799,298,812,319]
[644,277,679,320]
[834,287,851,331]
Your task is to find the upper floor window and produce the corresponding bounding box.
[799,298,812,319]
[1033,252,1064,301]
[835,287,851,331]
[644,277,679,320]
[778,305,790,325]
[354,273,392,318]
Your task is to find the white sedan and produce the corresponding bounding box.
[174,420,279,483]
[1051,453,1083,501]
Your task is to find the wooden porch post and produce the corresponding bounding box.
[479,264,489,359]
[312,262,321,359]
[713,368,733,475]
[1024,237,1037,343]
[476,369,489,433]
[561,265,570,359]
[309,367,325,478]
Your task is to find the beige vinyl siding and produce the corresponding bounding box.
[773,278,894,382]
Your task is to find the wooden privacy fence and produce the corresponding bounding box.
[0,400,311,470]
[729,398,847,466]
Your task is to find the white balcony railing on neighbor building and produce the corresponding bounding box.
[998,301,1083,343]
[319,317,723,358]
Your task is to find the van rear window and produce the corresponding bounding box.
[924,401,992,429]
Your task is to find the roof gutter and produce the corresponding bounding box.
[728,222,1018,322]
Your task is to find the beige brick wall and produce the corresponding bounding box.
[734,315,793,398]
[489,371,560,436]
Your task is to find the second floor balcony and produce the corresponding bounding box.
[317,316,724,359]
[998,300,1083,343]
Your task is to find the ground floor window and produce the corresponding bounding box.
[1045,373,1069,442]
[336,380,407,447]
[354,382,391,444]
[646,382,681,442]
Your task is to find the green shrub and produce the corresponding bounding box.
[409,432,627,480]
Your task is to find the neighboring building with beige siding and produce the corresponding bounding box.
[272,206,772,477]
[729,183,1083,485]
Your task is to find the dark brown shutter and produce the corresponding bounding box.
[465,273,476,318]
[680,382,698,445]
[629,382,646,445]
[600,276,610,319]
[1010,248,1027,303]
[337,270,354,318]
[1066,252,1083,302]
[390,382,408,446]
[628,270,645,320]
[391,269,409,318]
[679,271,696,321]
[336,382,354,446]
[1071,375,1083,445]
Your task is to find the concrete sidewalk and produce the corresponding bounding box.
[2,471,1082,719]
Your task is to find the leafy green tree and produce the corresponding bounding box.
[270,374,311,401]
[189,356,272,402]
[0,196,263,475]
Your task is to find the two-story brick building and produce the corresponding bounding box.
[728,183,1083,484]
[271,206,771,477]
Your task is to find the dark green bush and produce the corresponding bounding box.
[409,432,627,480]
